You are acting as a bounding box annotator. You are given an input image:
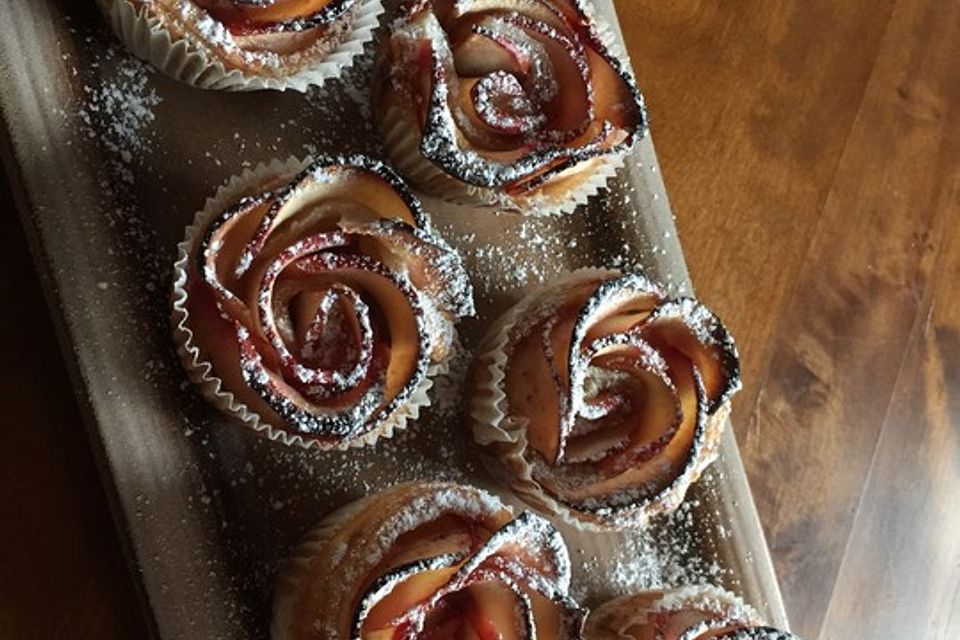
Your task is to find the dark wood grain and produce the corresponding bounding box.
[815,1,960,636]
[820,201,960,640]
[616,0,960,638]
[1,0,785,638]
[614,0,896,416]
[744,1,960,636]
[0,174,149,638]
[1,0,958,638]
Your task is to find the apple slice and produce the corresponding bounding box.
[587,345,681,475]
[338,218,473,322]
[579,286,662,347]
[505,324,564,463]
[585,47,643,132]
[465,581,526,640]
[499,14,591,136]
[195,0,355,34]
[360,560,461,633]
[638,299,741,413]
[564,344,679,470]
[469,72,542,136]
[237,0,336,22]
[453,30,530,77]
[448,0,571,34]
[324,264,423,400]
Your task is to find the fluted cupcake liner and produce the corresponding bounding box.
[470,269,730,531]
[376,11,639,216]
[97,0,383,91]
[171,156,443,451]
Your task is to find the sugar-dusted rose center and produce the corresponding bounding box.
[502,275,739,512]
[277,282,375,395]
[452,13,587,141]
[352,511,579,639]
[471,70,543,135]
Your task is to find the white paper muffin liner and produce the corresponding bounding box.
[584,585,763,640]
[376,16,635,216]
[171,156,446,451]
[469,269,730,531]
[380,104,627,217]
[97,0,383,91]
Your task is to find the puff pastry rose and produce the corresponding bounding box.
[585,585,801,640]
[172,155,473,449]
[97,0,382,90]
[272,482,586,640]
[471,270,740,529]
[374,0,647,215]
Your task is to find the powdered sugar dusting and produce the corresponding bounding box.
[568,492,730,607]
[46,2,762,636]
[78,50,161,183]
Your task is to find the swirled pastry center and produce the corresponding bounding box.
[354,512,583,639]
[503,274,739,511]
[273,483,585,640]
[378,0,646,195]
[184,156,472,447]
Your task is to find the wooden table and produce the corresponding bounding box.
[1,0,957,638]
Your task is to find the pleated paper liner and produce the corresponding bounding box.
[376,13,640,217]
[469,268,730,531]
[171,156,448,451]
[97,0,383,91]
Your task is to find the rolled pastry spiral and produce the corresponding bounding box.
[173,154,473,449]
[374,0,647,214]
[471,270,740,529]
[272,482,586,640]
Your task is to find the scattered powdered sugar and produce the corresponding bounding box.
[78,50,161,183]
[54,3,742,636]
[569,496,728,607]
[62,21,172,365]
[434,214,572,301]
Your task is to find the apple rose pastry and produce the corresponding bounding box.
[471,270,740,529]
[585,585,801,640]
[272,482,586,640]
[374,0,647,215]
[96,0,382,90]
[172,155,474,449]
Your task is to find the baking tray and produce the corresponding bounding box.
[0,1,788,638]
